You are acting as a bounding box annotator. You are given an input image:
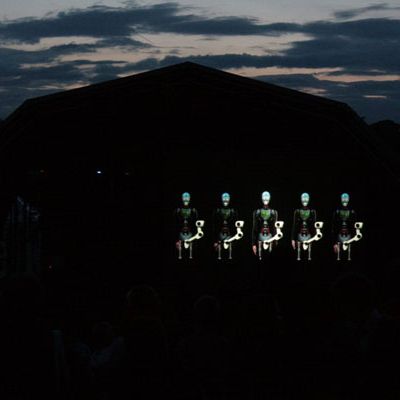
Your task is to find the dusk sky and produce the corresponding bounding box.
[0,1,399,122]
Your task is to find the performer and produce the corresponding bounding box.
[213,192,240,260]
[291,193,317,261]
[332,193,359,261]
[252,191,283,260]
[175,192,200,259]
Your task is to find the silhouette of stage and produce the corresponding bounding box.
[0,61,397,283]
[1,62,400,400]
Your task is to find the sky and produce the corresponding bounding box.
[0,1,399,122]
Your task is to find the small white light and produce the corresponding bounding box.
[96,170,102,175]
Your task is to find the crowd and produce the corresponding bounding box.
[1,262,400,400]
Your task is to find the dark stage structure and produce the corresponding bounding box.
[0,62,398,283]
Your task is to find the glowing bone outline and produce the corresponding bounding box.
[262,221,284,250]
[301,221,324,250]
[342,222,363,251]
[184,220,205,249]
[223,220,244,249]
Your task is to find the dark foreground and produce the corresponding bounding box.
[1,248,399,400]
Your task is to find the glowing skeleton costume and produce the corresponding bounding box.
[213,193,243,260]
[252,191,284,260]
[332,193,363,261]
[291,193,323,260]
[175,192,204,259]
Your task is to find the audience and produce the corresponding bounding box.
[176,295,230,399]
[0,273,67,399]
[0,263,398,400]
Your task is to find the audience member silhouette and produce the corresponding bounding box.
[2,261,400,400]
[328,272,383,398]
[176,295,230,399]
[114,284,170,399]
[231,294,284,398]
[0,273,68,399]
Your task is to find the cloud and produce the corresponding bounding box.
[333,3,400,20]
[123,29,400,74]
[0,3,399,122]
[280,35,400,72]
[255,74,400,123]
[1,3,400,45]
[0,3,279,44]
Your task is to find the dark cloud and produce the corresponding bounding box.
[0,4,399,78]
[0,36,147,73]
[304,18,400,40]
[0,3,274,43]
[333,3,400,20]
[255,74,400,123]
[125,31,400,74]
[1,3,400,44]
[0,3,398,122]
[281,35,400,72]
[0,19,154,118]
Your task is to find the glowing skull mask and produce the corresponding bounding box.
[301,192,310,207]
[341,193,350,207]
[261,191,271,206]
[222,192,230,207]
[182,192,191,206]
